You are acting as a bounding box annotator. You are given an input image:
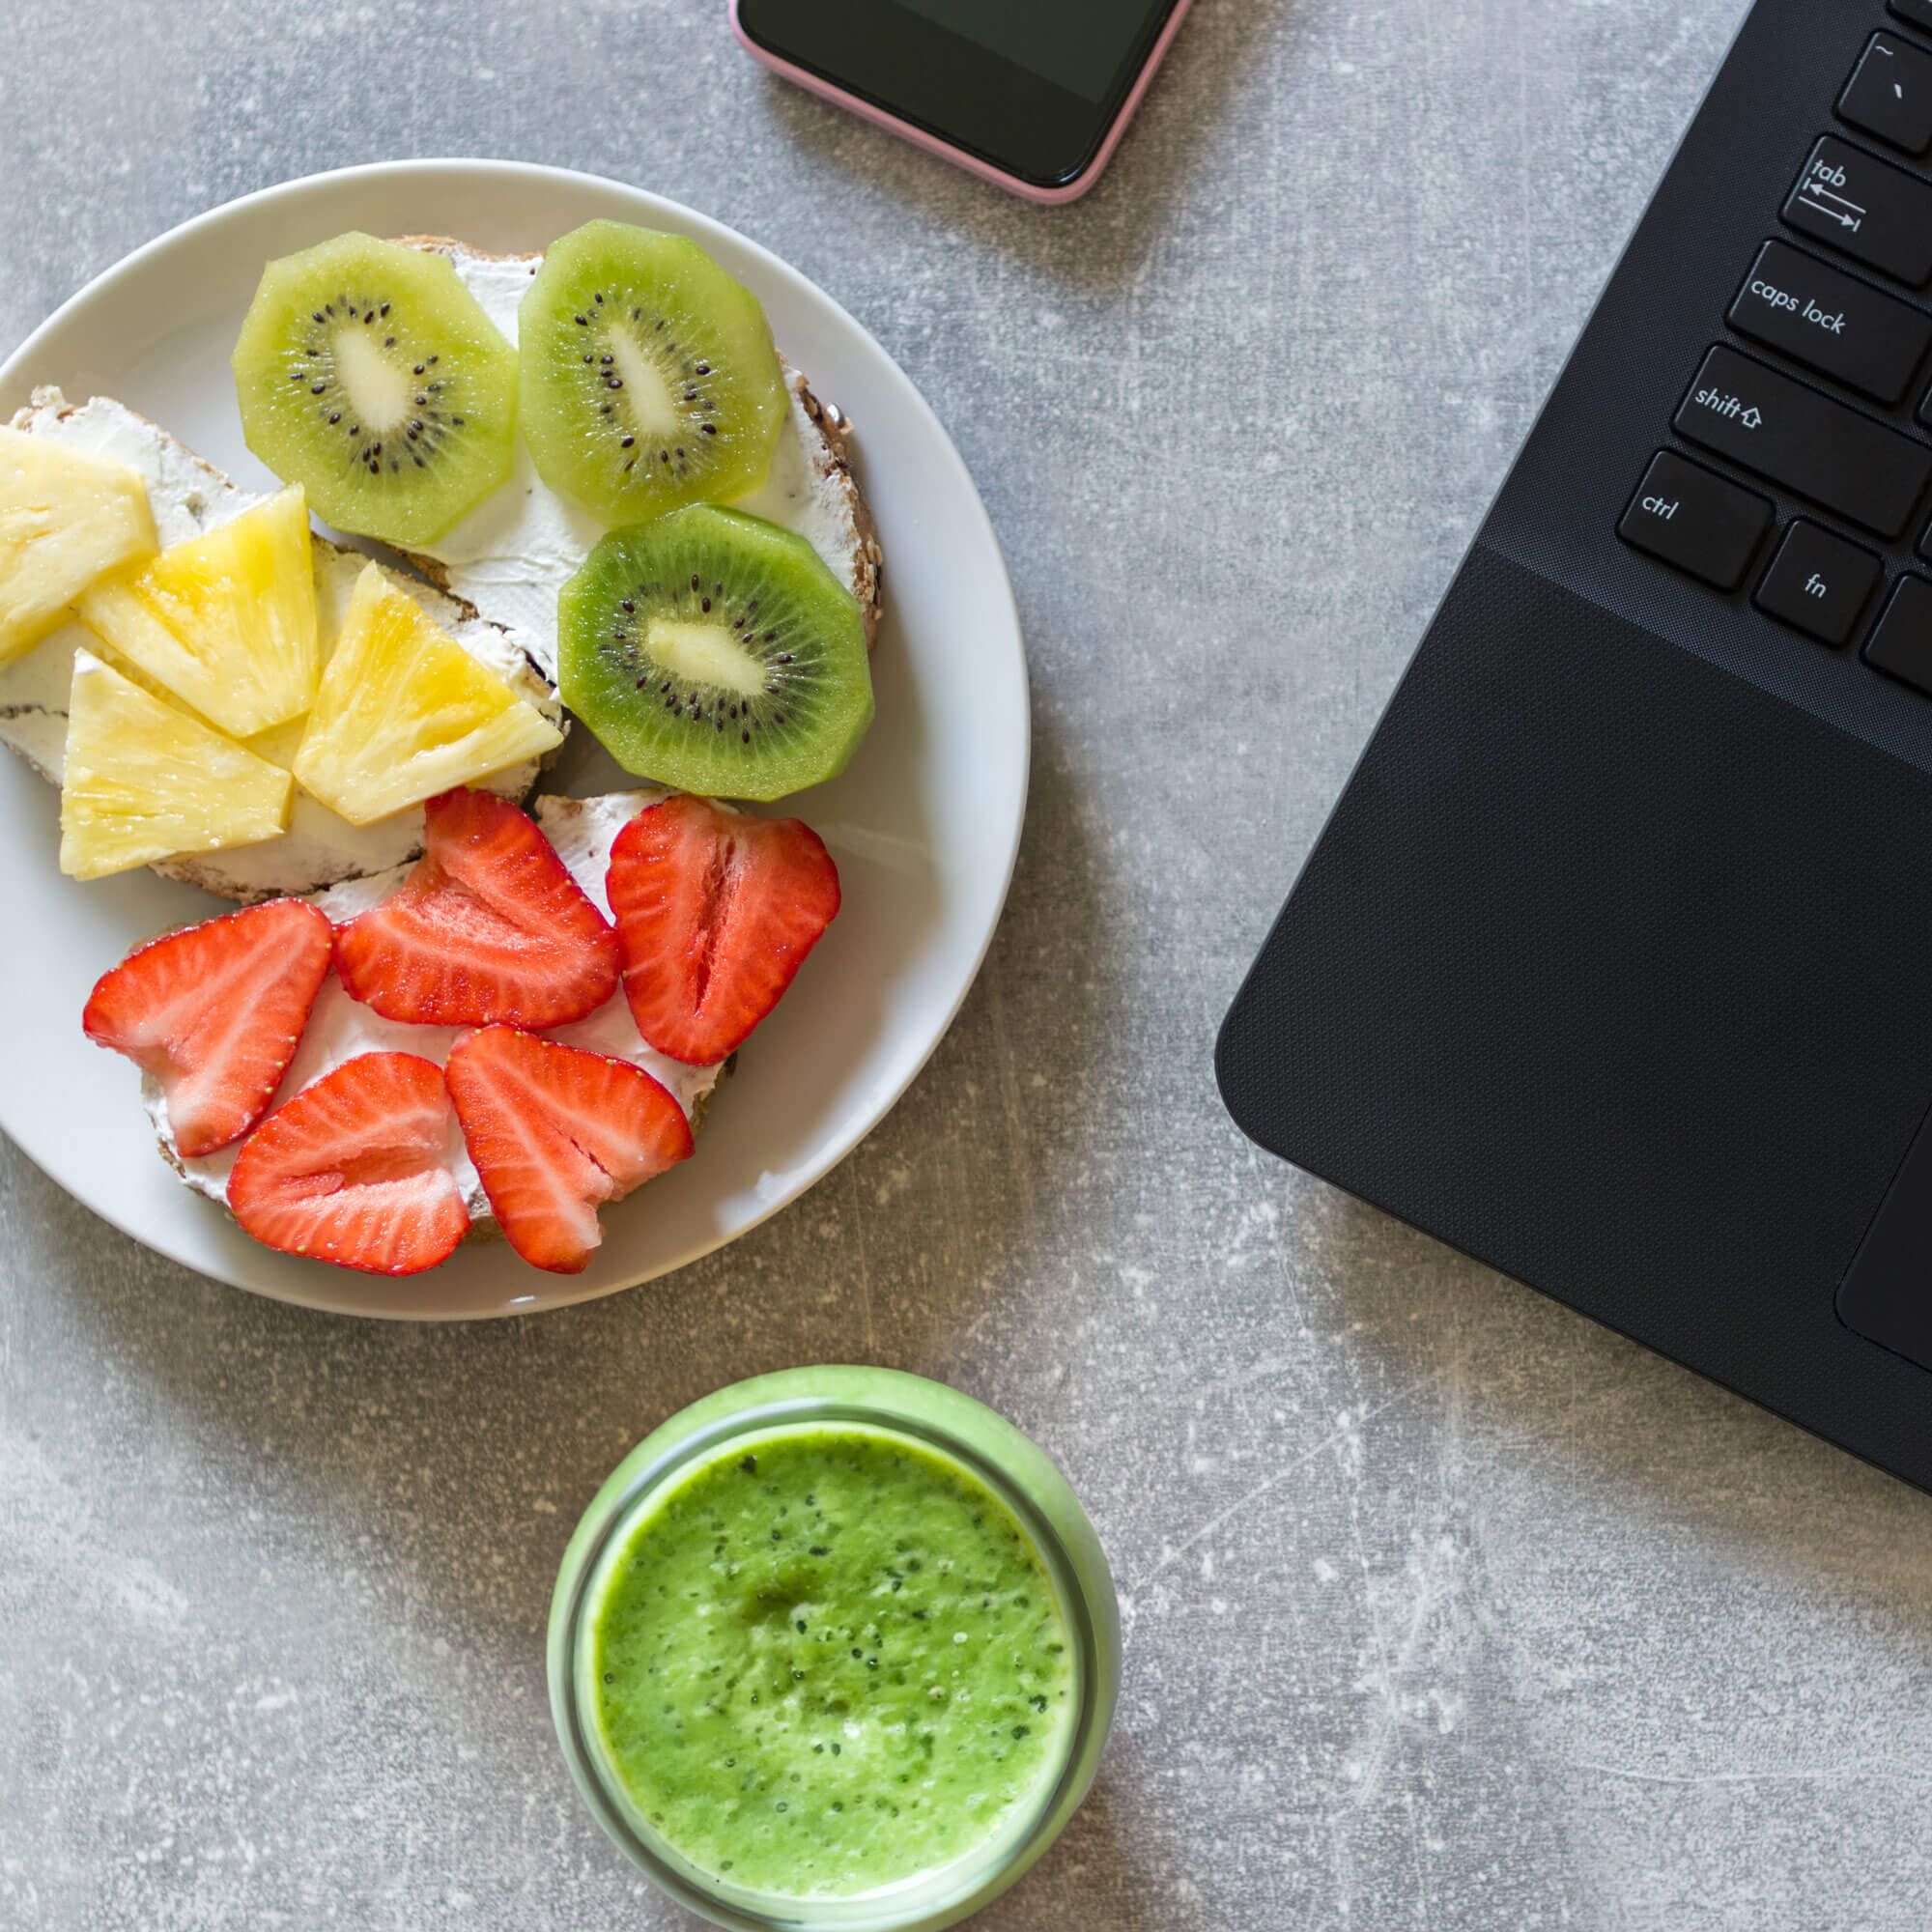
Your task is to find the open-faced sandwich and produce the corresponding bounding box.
[0,217,883,1278]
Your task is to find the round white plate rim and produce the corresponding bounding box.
[0,158,1030,1321]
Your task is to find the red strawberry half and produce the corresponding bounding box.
[445,1025,694,1275]
[607,794,840,1065]
[335,787,620,1029]
[82,897,333,1159]
[228,1052,469,1276]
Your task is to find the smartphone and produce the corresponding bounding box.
[731,0,1194,205]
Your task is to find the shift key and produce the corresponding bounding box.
[1674,345,1932,536]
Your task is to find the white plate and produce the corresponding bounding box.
[0,161,1028,1321]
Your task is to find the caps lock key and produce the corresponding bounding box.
[1729,240,1932,404]
[1674,345,1932,536]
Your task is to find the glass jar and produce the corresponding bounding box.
[548,1365,1121,1932]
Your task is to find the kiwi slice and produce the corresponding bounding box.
[519,220,788,525]
[233,233,517,547]
[558,505,872,801]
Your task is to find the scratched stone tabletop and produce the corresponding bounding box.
[12,0,1932,1927]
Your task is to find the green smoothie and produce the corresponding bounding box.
[586,1423,1077,1899]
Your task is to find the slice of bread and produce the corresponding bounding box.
[1,251,880,901]
[147,789,726,1245]
[390,236,884,652]
[0,389,564,901]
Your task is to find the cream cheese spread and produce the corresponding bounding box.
[415,251,868,645]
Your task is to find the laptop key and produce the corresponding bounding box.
[1674,345,1932,536]
[1863,575,1932,690]
[1839,34,1932,154]
[1891,0,1932,32]
[1618,451,1771,588]
[1753,521,1882,643]
[1784,136,1932,285]
[1729,241,1932,403]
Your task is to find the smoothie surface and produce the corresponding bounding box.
[588,1423,1077,1898]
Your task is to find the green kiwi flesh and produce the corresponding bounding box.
[519,220,788,526]
[558,505,872,801]
[232,233,518,547]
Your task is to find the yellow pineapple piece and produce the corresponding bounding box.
[293,564,561,827]
[79,637,182,708]
[0,427,157,665]
[76,483,319,737]
[59,650,293,881]
[243,717,307,772]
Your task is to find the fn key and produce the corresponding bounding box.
[1619,451,1771,588]
[1754,522,1881,644]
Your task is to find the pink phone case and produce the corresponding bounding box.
[729,0,1194,205]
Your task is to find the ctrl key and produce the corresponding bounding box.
[1618,450,1772,589]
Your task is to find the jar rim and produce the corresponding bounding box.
[551,1389,1111,1932]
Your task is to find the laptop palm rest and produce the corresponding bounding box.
[1219,548,1932,1491]
[1839,1102,1932,1371]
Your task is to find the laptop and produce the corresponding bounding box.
[1217,0,1932,1494]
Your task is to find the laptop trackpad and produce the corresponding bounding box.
[1839,1100,1932,1371]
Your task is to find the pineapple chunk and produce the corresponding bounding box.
[76,483,319,737]
[294,564,561,827]
[59,650,293,881]
[243,717,307,772]
[0,427,157,666]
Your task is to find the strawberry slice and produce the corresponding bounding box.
[334,787,620,1029]
[82,897,333,1158]
[445,1025,694,1274]
[607,794,840,1065]
[228,1052,469,1275]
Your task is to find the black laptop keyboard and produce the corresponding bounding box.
[1619,3,1932,691]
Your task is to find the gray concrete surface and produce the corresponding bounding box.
[12,1,1932,1927]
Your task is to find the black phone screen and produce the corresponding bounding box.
[736,0,1183,189]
